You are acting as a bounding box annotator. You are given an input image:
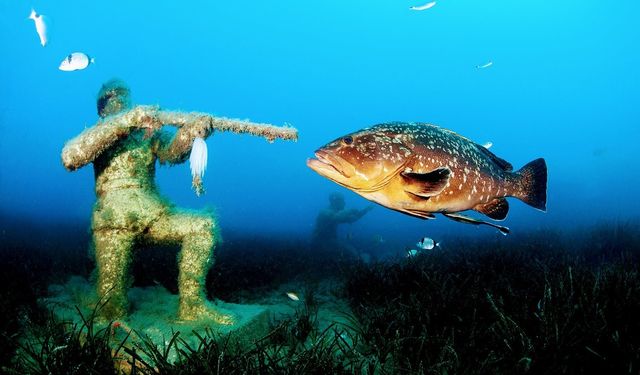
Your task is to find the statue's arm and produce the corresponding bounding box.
[154,116,211,165]
[61,119,131,171]
[334,206,374,223]
[153,110,298,164]
[61,106,160,171]
[62,105,298,168]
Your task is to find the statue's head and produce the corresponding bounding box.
[97,79,131,118]
[329,192,345,211]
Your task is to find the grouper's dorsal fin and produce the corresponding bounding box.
[474,198,509,221]
[401,167,451,198]
[476,144,513,171]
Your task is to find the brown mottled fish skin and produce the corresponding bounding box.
[307,122,547,222]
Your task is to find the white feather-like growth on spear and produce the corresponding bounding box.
[189,137,207,196]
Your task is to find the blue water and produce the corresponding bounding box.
[1,0,639,250]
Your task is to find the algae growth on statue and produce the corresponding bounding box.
[61,79,297,322]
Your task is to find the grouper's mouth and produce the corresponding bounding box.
[306,150,353,179]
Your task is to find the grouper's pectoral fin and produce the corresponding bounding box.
[473,198,509,221]
[401,167,451,198]
[443,212,510,235]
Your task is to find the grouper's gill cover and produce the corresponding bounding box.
[308,124,414,191]
[307,122,547,234]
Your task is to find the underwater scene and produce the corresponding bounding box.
[1,0,639,373]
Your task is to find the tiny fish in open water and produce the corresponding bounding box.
[28,9,47,47]
[410,1,436,11]
[59,52,95,71]
[307,122,547,234]
[477,61,493,69]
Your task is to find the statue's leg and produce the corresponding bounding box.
[94,229,135,319]
[145,212,235,324]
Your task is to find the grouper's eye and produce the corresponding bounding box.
[342,136,353,145]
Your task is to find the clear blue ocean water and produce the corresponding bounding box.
[1,0,639,250]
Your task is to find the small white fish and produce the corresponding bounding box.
[476,61,493,69]
[28,9,47,47]
[286,292,300,301]
[416,237,440,250]
[373,234,385,244]
[410,1,436,11]
[482,142,493,149]
[189,137,208,179]
[59,52,95,71]
[407,249,419,257]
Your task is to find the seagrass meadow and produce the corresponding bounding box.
[1,215,639,374]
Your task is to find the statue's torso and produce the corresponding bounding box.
[92,130,167,231]
[94,130,157,193]
[312,209,340,242]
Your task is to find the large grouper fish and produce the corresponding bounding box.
[307,122,547,234]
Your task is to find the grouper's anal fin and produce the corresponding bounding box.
[401,167,451,198]
[473,198,509,221]
[443,212,510,235]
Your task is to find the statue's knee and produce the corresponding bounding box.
[196,215,215,233]
[187,215,216,241]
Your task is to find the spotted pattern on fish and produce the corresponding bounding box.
[307,122,547,224]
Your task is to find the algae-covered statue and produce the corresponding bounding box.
[311,192,373,253]
[61,79,297,322]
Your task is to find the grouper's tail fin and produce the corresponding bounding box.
[511,158,547,212]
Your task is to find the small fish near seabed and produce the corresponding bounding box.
[407,249,419,258]
[28,9,48,47]
[372,234,385,244]
[286,292,300,301]
[410,1,436,11]
[416,237,440,250]
[59,52,95,71]
[307,122,547,235]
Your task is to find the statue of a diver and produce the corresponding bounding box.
[61,79,297,322]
